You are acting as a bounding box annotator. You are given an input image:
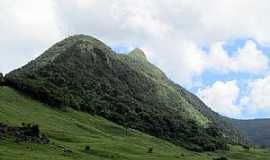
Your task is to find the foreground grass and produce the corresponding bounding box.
[0,86,269,160]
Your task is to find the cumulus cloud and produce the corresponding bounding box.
[205,40,269,74]
[197,81,241,117]
[146,39,269,85]
[241,76,270,114]
[197,76,270,118]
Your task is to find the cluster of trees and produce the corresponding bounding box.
[5,41,229,151]
[20,123,40,138]
[175,83,247,145]
[0,122,49,144]
[16,123,49,144]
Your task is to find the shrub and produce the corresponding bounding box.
[242,145,250,150]
[21,123,40,137]
[31,124,40,137]
[85,145,90,152]
[21,122,26,127]
[147,147,153,153]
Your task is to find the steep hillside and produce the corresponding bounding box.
[5,34,244,151]
[232,119,270,147]
[0,86,269,160]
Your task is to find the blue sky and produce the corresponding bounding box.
[194,39,270,119]
[2,0,270,119]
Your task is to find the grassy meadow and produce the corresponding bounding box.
[0,86,269,160]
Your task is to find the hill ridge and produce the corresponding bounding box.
[5,34,246,151]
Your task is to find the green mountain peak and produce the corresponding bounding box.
[50,34,113,55]
[129,48,147,61]
[5,34,247,151]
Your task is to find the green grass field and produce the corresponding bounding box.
[0,86,270,160]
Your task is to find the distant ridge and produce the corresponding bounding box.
[232,118,270,147]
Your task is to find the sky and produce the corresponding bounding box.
[1,0,270,119]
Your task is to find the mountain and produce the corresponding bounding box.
[5,34,245,151]
[232,118,270,147]
[2,86,270,160]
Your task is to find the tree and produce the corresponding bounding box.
[0,73,4,86]
[243,145,250,150]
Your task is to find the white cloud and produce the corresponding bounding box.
[0,0,62,74]
[55,0,270,84]
[1,0,270,85]
[76,0,96,9]
[242,76,270,113]
[146,40,268,85]
[205,40,269,74]
[192,0,270,44]
[197,81,241,117]
[197,76,270,118]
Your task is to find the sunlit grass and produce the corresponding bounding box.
[0,86,269,160]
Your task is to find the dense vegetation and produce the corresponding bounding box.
[232,119,270,147]
[5,35,244,151]
[0,122,49,144]
[167,82,247,145]
[0,73,4,85]
[1,86,269,160]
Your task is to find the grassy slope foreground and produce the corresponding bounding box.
[1,87,270,160]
